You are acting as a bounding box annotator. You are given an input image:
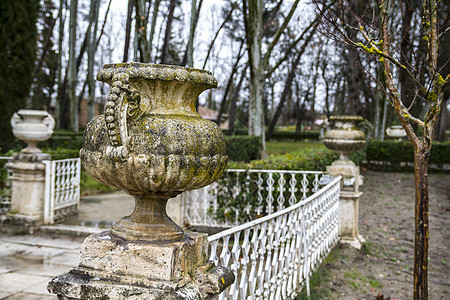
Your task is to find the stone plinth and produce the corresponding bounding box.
[327,160,365,249]
[48,231,234,299]
[0,152,50,234]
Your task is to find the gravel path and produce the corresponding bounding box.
[312,170,450,299]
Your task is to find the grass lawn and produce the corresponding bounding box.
[265,141,324,155]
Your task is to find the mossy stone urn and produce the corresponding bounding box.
[322,115,369,164]
[80,63,227,242]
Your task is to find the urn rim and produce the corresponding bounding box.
[329,115,364,122]
[97,62,218,88]
[16,109,52,117]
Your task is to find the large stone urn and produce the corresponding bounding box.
[322,115,367,165]
[48,63,233,299]
[322,115,370,249]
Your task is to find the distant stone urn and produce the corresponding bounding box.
[386,125,406,140]
[11,109,55,153]
[322,115,369,164]
[80,63,227,242]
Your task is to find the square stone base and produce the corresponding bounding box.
[79,231,207,282]
[48,269,204,300]
[47,230,235,299]
[0,214,41,234]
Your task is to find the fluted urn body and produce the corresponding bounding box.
[80,63,227,241]
[322,115,367,164]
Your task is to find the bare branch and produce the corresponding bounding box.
[262,0,300,68]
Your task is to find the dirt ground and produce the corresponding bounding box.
[312,170,450,299]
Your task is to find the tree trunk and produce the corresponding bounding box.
[202,6,234,69]
[33,9,60,80]
[136,0,150,62]
[216,41,245,124]
[123,0,133,62]
[399,0,415,108]
[184,0,197,67]
[436,98,447,141]
[55,0,65,128]
[243,0,264,142]
[68,0,78,132]
[87,0,99,122]
[160,0,176,64]
[228,64,248,135]
[413,150,429,300]
[148,0,160,57]
[267,50,302,140]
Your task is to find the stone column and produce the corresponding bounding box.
[327,160,365,249]
[322,115,371,249]
[0,110,54,234]
[1,152,50,233]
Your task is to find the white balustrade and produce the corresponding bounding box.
[183,169,324,228]
[0,157,12,214]
[43,158,81,224]
[207,175,341,299]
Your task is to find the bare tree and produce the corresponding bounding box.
[160,0,177,64]
[123,0,134,62]
[87,0,100,121]
[68,0,78,132]
[316,0,449,298]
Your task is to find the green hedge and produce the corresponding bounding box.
[365,140,450,169]
[42,148,80,160]
[228,146,339,171]
[224,135,261,162]
[269,131,320,141]
[38,130,83,150]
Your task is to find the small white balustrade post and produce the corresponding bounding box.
[0,110,55,234]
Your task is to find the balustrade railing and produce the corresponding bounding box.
[0,157,12,215]
[183,169,325,228]
[207,175,341,299]
[43,158,81,224]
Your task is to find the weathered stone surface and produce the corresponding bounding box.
[79,231,207,281]
[322,115,367,162]
[48,63,235,299]
[79,63,228,242]
[323,115,369,249]
[48,231,233,300]
[327,161,365,249]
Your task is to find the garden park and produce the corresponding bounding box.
[0,0,449,299]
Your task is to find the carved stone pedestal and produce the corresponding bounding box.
[48,231,234,300]
[327,160,365,249]
[48,64,235,299]
[0,152,50,234]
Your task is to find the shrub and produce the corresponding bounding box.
[42,148,80,160]
[365,140,450,170]
[228,146,339,171]
[38,130,83,150]
[269,131,320,141]
[225,135,261,162]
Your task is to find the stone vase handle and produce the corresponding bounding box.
[104,73,142,161]
[319,118,332,140]
[357,119,374,141]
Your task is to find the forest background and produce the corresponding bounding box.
[1,0,448,153]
